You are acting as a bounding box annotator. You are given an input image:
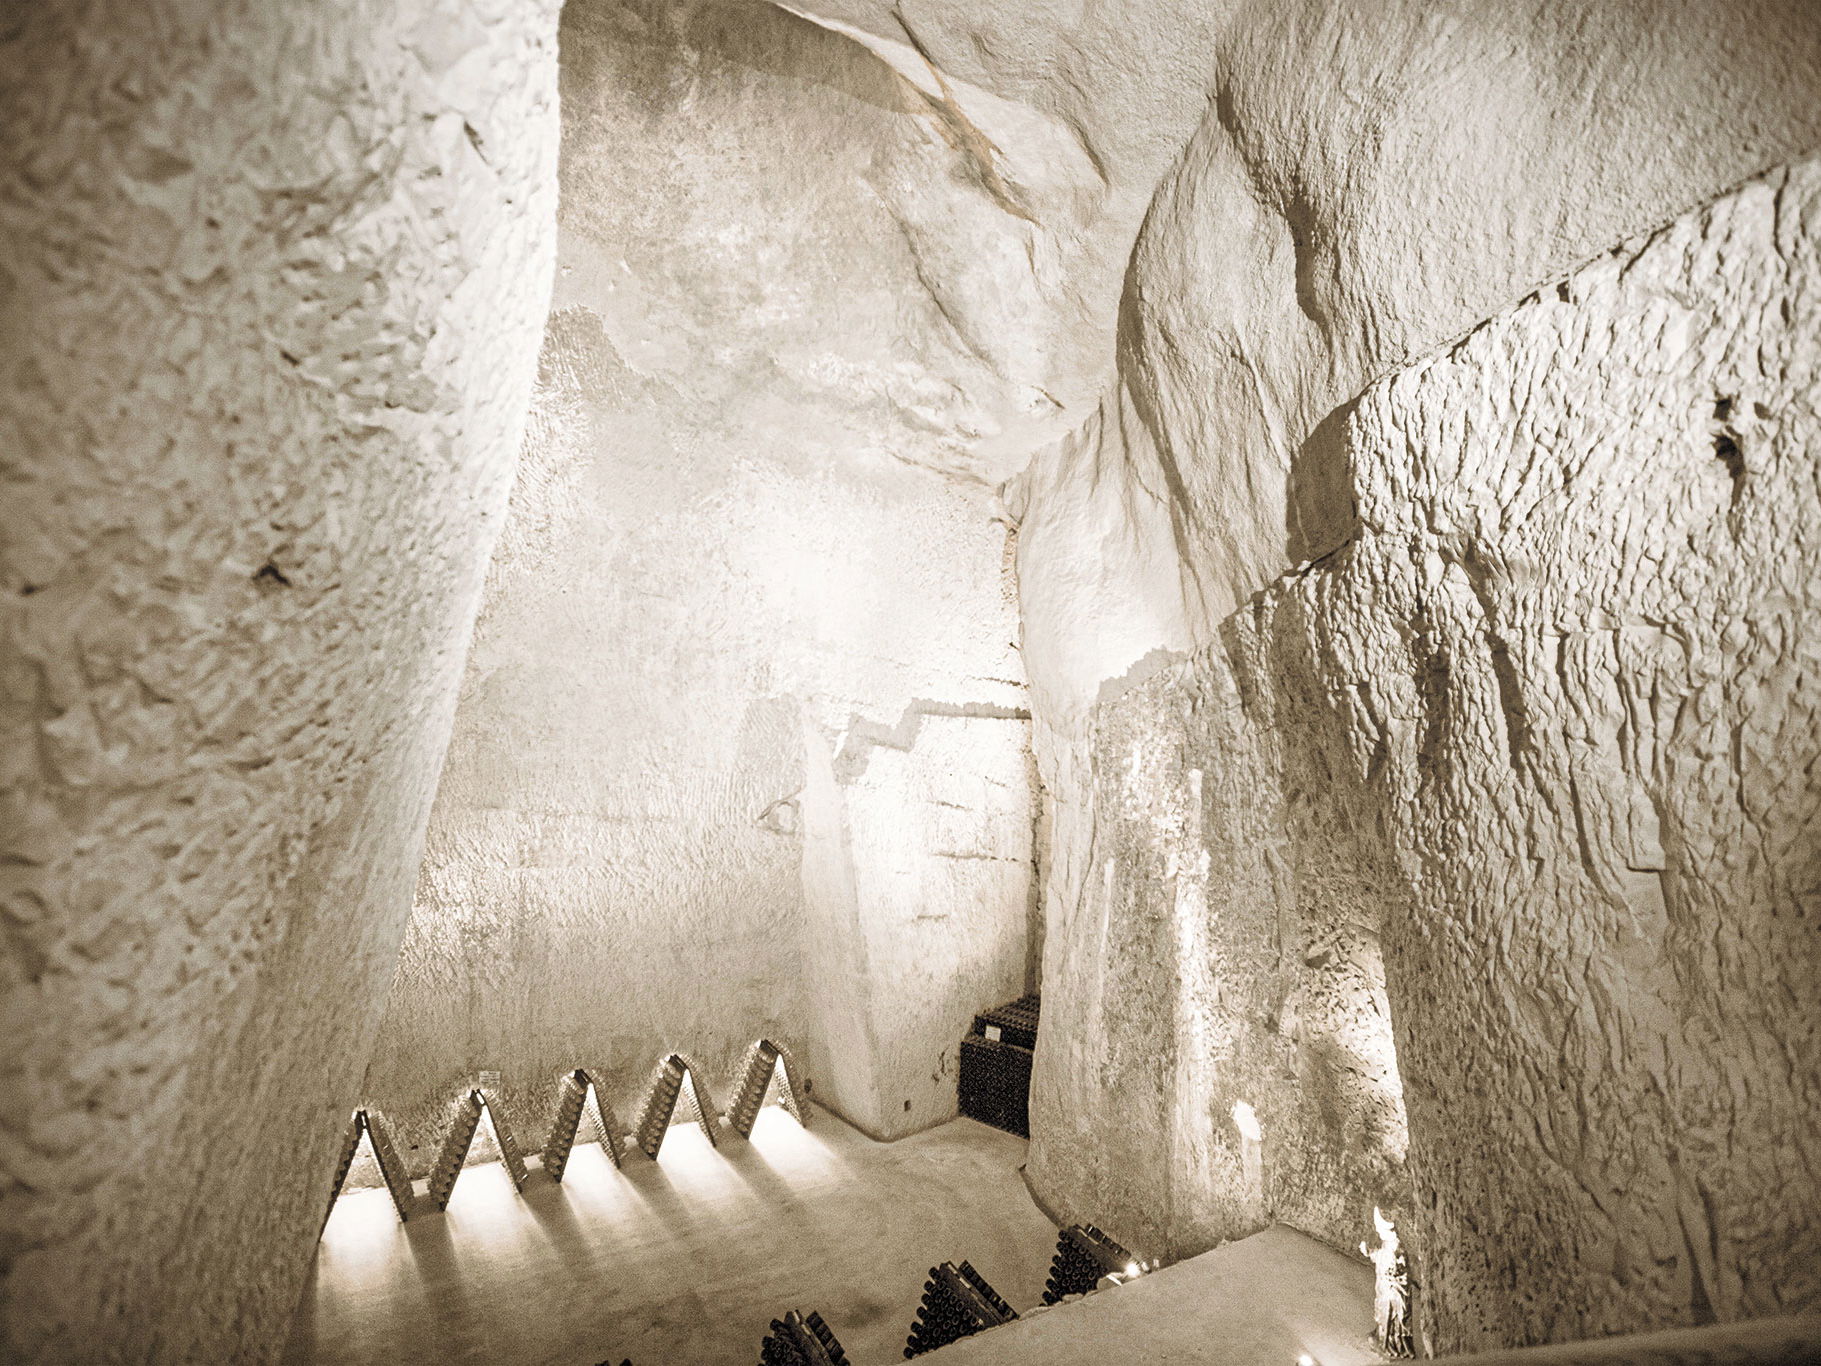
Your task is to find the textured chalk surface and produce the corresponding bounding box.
[5,1,1819,1359]
[361,0,1041,1164]
[1028,160,1821,1352]
[0,2,560,1360]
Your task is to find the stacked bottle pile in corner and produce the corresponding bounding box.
[958,994,1039,1136]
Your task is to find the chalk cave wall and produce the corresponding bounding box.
[1000,4,1821,1356]
[362,0,1058,1162]
[1029,166,1821,1352]
[5,0,1821,1361]
[0,2,560,1363]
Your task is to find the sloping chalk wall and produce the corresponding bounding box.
[0,1,561,1360]
[361,0,1045,1161]
[1027,162,1821,1352]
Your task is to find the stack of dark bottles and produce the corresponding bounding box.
[758,1309,849,1366]
[958,993,1039,1136]
[1043,1224,1136,1303]
[903,1260,1018,1357]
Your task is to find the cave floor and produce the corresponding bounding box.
[283,1104,1058,1366]
[927,1223,1381,1366]
[284,1103,1379,1366]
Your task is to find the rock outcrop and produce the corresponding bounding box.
[1028,158,1821,1352]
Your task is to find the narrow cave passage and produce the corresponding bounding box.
[4,2,1820,1365]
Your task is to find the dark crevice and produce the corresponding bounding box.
[1713,433,1743,479]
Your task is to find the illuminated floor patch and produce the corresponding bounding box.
[289,1108,1053,1366]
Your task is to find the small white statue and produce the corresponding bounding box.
[1361,1206,1414,1358]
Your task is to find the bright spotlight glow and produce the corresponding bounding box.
[652,1120,741,1196]
[337,1123,384,1194]
[1231,1100,1263,1142]
[1297,1355,1317,1366]
[319,1184,405,1261]
[1124,1262,1140,1277]
[1373,1205,1397,1241]
[747,1103,841,1180]
[441,1160,524,1233]
[468,1096,507,1166]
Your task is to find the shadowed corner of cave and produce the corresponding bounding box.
[1284,394,1365,571]
[5,2,1821,1365]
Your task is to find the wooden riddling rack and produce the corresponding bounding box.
[322,1040,809,1224]
[428,1088,528,1209]
[322,1109,415,1225]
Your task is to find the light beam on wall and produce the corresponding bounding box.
[1230,1101,1263,1142]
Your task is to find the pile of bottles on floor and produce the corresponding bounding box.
[760,1309,851,1366]
[588,1223,1142,1365]
[903,1260,1020,1357]
[957,993,1040,1136]
[1043,1223,1137,1303]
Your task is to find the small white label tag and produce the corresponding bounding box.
[984,1025,1002,1042]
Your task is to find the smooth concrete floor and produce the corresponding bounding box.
[283,1104,1058,1366]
